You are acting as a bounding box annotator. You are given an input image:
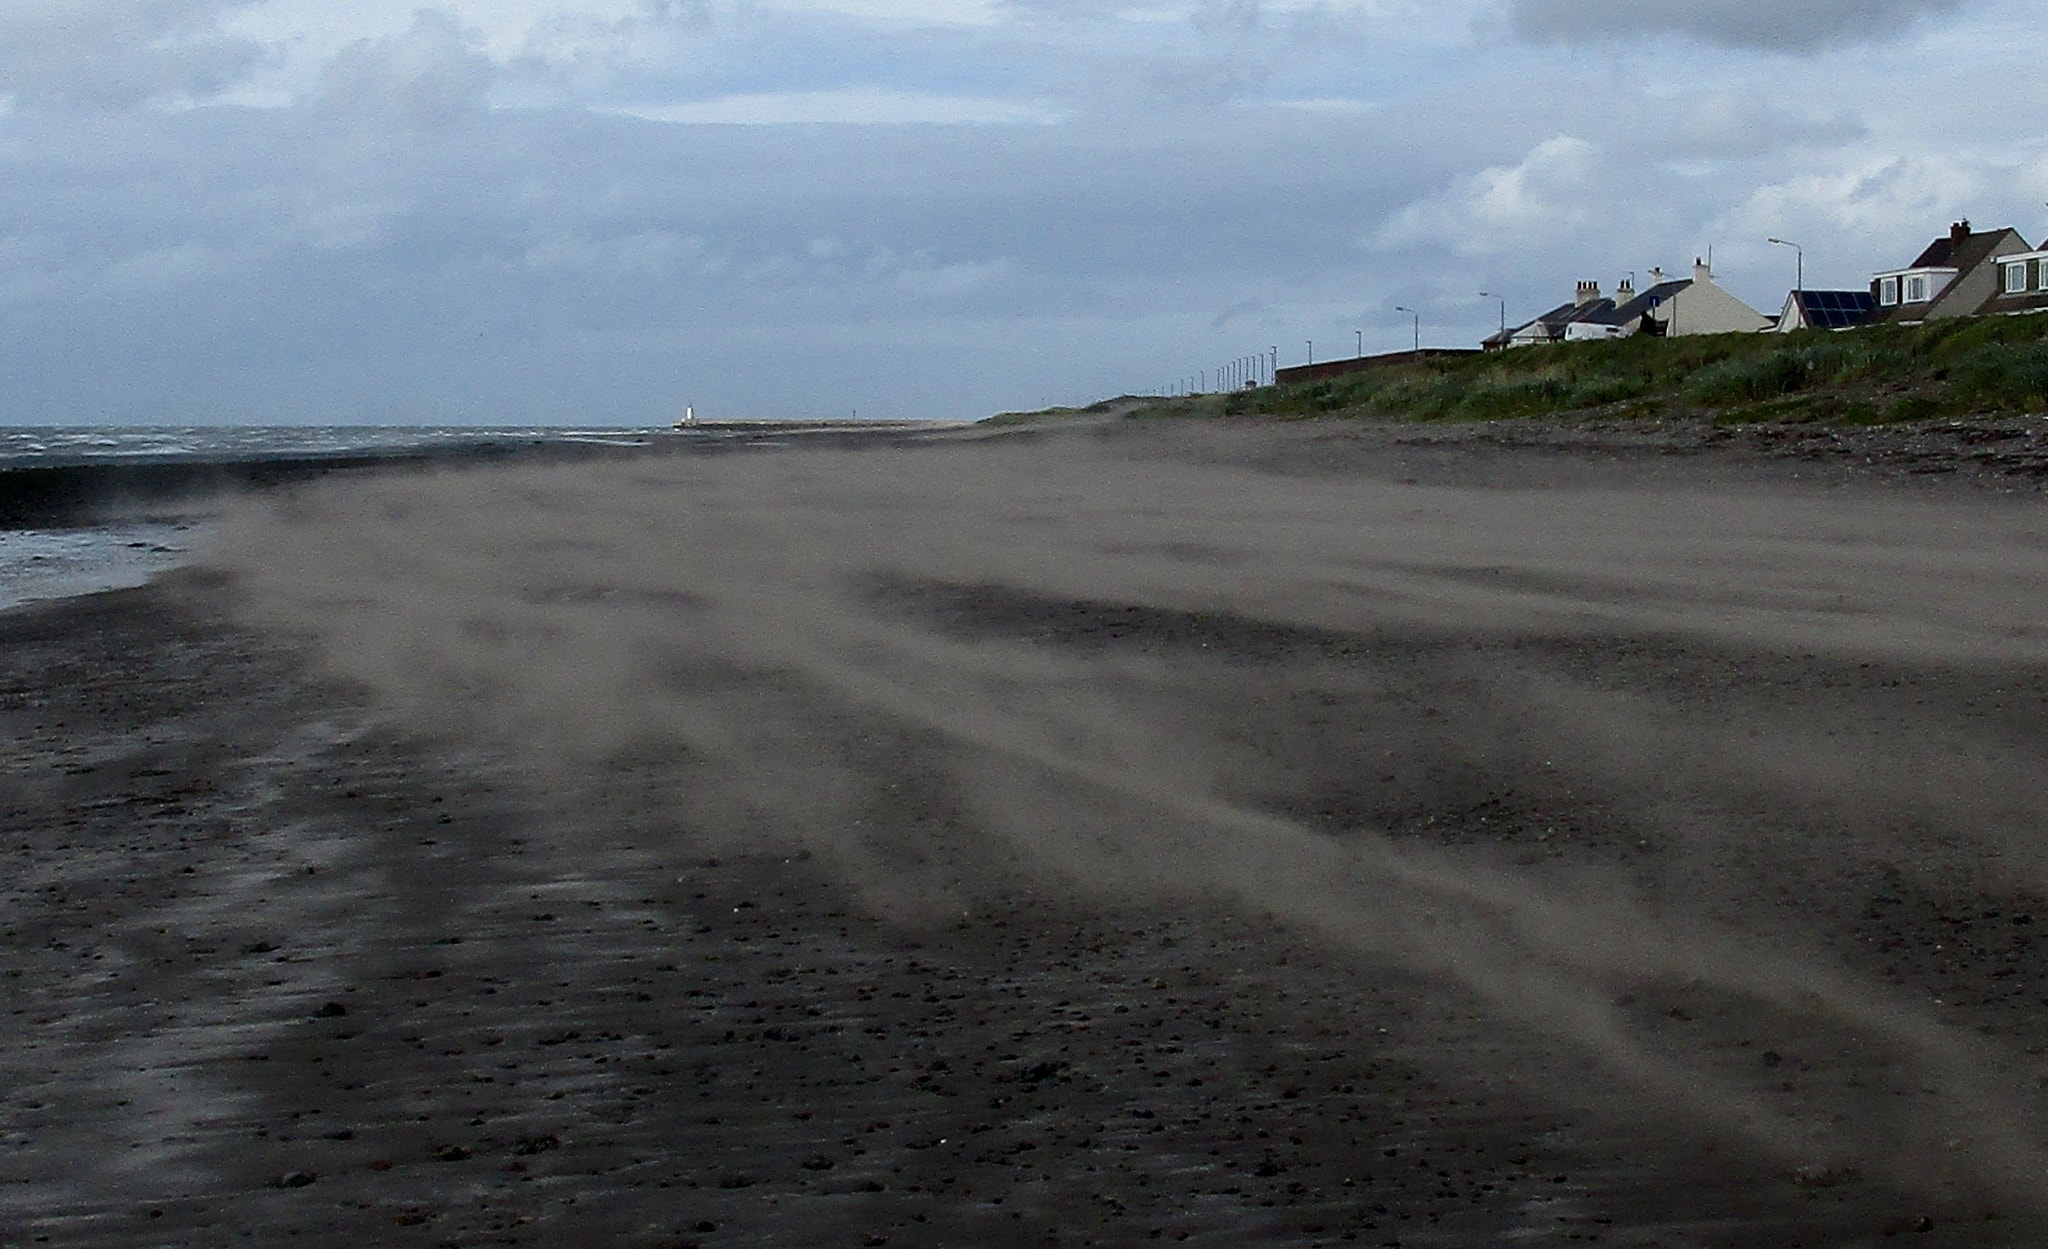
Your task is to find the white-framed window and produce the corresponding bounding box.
[1879,277,1899,305]
[2039,259,2048,291]
[2007,263,2030,294]
[1907,275,1929,302]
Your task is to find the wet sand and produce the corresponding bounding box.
[5,418,2048,1247]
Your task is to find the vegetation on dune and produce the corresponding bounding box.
[980,395,1154,427]
[1128,314,2048,427]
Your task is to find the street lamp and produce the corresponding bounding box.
[1269,346,1277,382]
[1394,305,1420,354]
[1767,237,1803,294]
[1479,291,1506,339]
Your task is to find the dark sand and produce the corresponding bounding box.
[5,417,2048,1247]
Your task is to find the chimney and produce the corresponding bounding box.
[1615,277,1636,305]
[1648,266,1666,285]
[1693,256,1712,283]
[1575,280,1601,306]
[1950,219,1972,243]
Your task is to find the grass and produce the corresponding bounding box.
[1123,313,2048,427]
[979,395,1155,427]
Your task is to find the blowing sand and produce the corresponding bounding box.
[5,418,2047,1246]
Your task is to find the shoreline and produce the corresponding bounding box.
[0,423,977,531]
[5,409,2043,532]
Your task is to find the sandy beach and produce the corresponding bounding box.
[6,417,2048,1247]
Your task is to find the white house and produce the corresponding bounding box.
[1503,261,1769,347]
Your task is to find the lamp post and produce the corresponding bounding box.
[1355,329,1363,359]
[1269,346,1277,382]
[1768,237,1803,294]
[1394,305,1420,354]
[1479,291,1506,339]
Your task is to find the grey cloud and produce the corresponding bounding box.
[316,12,497,129]
[1603,92,1868,164]
[0,3,2023,424]
[0,96,1467,420]
[0,0,262,109]
[1506,0,1968,52]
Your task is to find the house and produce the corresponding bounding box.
[1506,280,1624,346]
[1772,289,1877,332]
[1502,260,1770,347]
[1979,236,2048,319]
[1635,261,1773,336]
[1867,220,2032,324]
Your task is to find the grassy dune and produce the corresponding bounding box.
[1130,314,2048,426]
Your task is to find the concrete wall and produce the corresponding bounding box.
[1273,349,1481,387]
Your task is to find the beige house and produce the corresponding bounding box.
[1867,220,2032,325]
[1637,261,1773,336]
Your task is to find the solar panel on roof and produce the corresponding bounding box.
[1793,290,1873,328]
[1785,290,1875,327]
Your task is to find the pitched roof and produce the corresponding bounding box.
[1980,291,2048,317]
[1606,280,1691,324]
[1507,278,1699,340]
[1513,298,1612,337]
[1898,226,2027,274]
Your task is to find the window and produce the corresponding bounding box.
[1879,277,1899,305]
[2039,259,2048,291]
[2007,263,2030,294]
[1906,275,1929,303]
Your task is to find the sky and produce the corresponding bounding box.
[1,0,2044,424]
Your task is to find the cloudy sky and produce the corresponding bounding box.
[2,0,2044,423]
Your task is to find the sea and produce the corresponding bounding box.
[0,424,667,470]
[0,425,671,612]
